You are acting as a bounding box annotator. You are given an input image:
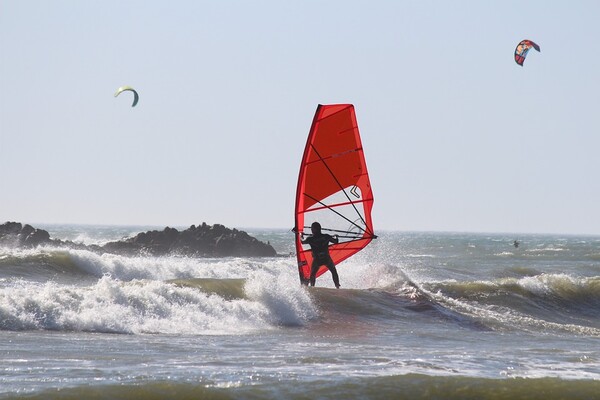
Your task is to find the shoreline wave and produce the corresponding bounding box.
[13,375,600,400]
[2,244,599,336]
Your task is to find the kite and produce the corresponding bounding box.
[514,40,540,66]
[114,86,139,107]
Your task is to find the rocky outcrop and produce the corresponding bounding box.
[102,223,277,257]
[0,221,277,257]
[0,222,53,248]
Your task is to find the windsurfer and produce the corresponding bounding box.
[298,222,340,288]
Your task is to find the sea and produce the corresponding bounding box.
[1,225,600,399]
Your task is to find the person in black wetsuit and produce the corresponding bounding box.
[299,222,340,288]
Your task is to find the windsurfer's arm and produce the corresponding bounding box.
[295,229,309,244]
[330,234,339,244]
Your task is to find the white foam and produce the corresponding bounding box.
[244,270,317,326]
[67,249,282,281]
[0,264,318,335]
[517,273,580,296]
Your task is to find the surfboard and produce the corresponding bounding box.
[294,104,377,285]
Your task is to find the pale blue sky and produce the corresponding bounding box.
[1,1,599,234]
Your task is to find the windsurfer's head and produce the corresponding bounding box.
[310,222,322,235]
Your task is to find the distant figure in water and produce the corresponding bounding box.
[298,222,340,288]
[514,240,520,248]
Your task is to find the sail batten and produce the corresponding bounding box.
[294,104,376,285]
[300,197,374,212]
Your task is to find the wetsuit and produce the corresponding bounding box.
[303,233,340,287]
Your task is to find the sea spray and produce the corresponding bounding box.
[244,270,317,326]
[64,249,281,281]
[0,275,299,334]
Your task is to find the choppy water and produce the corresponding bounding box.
[1,225,600,399]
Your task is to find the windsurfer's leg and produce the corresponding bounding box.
[326,259,340,288]
[309,261,319,286]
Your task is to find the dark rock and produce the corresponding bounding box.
[0,222,53,248]
[1,221,277,257]
[0,221,23,236]
[22,227,51,247]
[101,223,277,257]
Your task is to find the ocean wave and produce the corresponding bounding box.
[423,273,600,334]
[0,246,285,282]
[0,272,316,334]
[0,247,92,282]
[3,244,600,337]
[0,255,476,335]
[430,274,600,309]
[17,374,600,400]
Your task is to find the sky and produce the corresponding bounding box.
[1,1,600,234]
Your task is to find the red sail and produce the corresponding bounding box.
[294,104,376,284]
